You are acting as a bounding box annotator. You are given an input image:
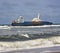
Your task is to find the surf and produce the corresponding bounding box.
[0,25,60,36]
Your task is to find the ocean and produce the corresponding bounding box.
[0,0,60,53]
[0,25,60,53]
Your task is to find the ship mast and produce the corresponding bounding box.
[38,13,40,19]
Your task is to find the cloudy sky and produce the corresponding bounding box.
[0,0,60,24]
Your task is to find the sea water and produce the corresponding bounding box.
[0,25,60,52]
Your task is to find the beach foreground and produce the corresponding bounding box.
[0,46,60,53]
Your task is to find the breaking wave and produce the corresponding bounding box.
[0,25,60,52]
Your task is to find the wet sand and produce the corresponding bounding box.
[1,46,60,53]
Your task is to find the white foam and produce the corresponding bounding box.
[0,25,60,35]
[0,25,60,52]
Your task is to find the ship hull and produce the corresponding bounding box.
[12,21,53,26]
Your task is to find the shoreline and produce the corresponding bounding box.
[0,45,60,53]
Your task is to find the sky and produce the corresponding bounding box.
[0,0,60,24]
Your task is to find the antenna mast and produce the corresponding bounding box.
[38,13,40,19]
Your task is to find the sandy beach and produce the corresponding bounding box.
[0,46,60,53]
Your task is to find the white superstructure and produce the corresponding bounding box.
[32,13,41,22]
[17,16,24,23]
